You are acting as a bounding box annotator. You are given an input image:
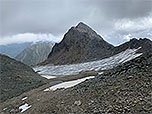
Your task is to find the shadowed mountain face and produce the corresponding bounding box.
[15,43,54,65]
[0,54,47,102]
[43,22,114,65]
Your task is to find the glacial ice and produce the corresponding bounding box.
[34,48,142,76]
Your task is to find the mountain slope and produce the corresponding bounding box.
[28,53,152,114]
[42,22,114,65]
[0,54,47,102]
[2,51,151,114]
[15,43,54,65]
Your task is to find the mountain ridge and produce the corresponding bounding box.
[41,22,152,65]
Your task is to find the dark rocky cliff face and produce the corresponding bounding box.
[43,22,114,65]
[0,54,47,102]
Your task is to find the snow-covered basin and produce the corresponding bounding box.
[34,48,142,76]
[19,103,31,113]
[44,76,95,91]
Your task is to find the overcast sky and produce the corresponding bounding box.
[0,0,152,45]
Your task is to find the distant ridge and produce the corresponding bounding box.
[15,42,54,65]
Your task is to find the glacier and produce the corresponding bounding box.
[33,48,142,76]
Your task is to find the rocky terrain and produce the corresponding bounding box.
[42,22,152,65]
[0,52,151,114]
[0,54,47,102]
[15,42,54,65]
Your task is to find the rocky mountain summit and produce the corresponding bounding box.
[42,22,114,65]
[0,54,47,102]
[15,42,54,65]
[42,22,152,65]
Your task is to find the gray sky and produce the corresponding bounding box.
[1,0,152,45]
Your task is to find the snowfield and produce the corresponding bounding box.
[44,76,95,91]
[34,48,142,76]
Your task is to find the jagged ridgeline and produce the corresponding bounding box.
[0,54,47,102]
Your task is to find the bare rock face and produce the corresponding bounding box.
[43,22,114,65]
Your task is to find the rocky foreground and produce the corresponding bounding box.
[0,54,47,102]
[1,52,152,114]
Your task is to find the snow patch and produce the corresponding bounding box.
[19,103,31,113]
[98,72,104,75]
[44,76,95,91]
[22,97,27,101]
[41,75,56,79]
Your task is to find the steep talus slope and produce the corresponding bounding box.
[42,22,114,65]
[26,52,152,114]
[15,43,54,65]
[0,54,47,102]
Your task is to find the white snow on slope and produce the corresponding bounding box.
[34,48,142,76]
[19,103,31,113]
[22,97,27,101]
[44,76,95,91]
[41,75,56,79]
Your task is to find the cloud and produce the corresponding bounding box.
[0,33,62,45]
[114,15,152,32]
[0,0,152,45]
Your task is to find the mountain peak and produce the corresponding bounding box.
[76,22,89,28]
[75,22,102,39]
